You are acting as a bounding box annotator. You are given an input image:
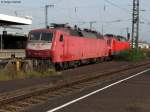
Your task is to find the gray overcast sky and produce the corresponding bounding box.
[0,0,150,42]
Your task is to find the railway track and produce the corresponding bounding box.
[0,61,150,112]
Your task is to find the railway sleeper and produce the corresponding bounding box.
[0,109,12,112]
[15,101,32,107]
[6,105,22,110]
[1,106,18,112]
[33,96,50,101]
[25,98,41,104]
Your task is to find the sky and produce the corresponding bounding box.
[0,0,150,42]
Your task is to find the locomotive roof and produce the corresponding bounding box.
[105,34,128,41]
[30,25,104,39]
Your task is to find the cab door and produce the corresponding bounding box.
[57,33,65,62]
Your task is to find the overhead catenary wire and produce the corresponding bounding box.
[104,0,131,13]
[104,0,150,26]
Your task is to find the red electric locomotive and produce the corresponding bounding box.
[26,24,130,70]
[26,24,109,70]
[104,34,130,56]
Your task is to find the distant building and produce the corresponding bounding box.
[130,42,150,49]
[138,42,149,49]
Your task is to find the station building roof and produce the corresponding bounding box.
[0,14,32,25]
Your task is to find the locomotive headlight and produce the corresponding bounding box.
[27,43,35,50]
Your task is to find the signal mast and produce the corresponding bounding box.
[131,0,139,49]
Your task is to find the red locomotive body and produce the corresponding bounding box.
[26,25,108,69]
[26,24,130,70]
[51,31,108,63]
[104,34,130,56]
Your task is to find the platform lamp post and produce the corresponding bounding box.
[45,4,54,28]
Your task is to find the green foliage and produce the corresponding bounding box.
[115,49,146,62]
[141,49,150,57]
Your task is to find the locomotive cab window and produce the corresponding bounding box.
[29,32,41,40]
[60,35,64,42]
[41,33,53,42]
[29,32,53,42]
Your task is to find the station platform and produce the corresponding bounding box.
[0,49,25,59]
[0,13,31,58]
[0,14,32,25]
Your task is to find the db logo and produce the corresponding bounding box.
[36,43,42,49]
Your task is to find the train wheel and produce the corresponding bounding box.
[109,56,113,61]
[73,61,78,68]
[56,63,64,71]
[97,58,102,63]
[68,61,73,68]
[95,58,99,64]
[105,56,112,61]
[63,62,68,70]
[101,58,105,62]
[104,57,108,61]
[76,60,81,66]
